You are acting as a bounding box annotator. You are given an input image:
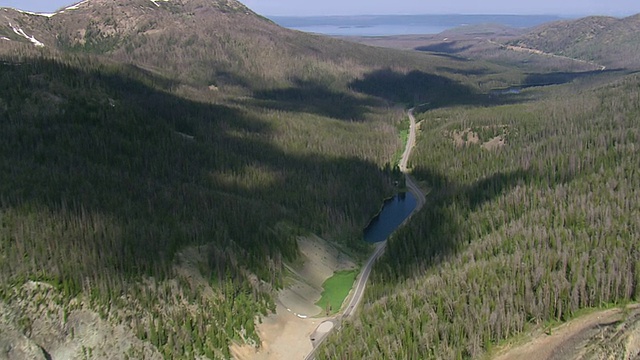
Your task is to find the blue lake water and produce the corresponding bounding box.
[364,192,417,243]
[270,15,564,37]
[289,24,452,36]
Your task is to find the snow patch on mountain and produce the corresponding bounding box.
[150,0,170,7]
[64,0,91,11]
[9,23,44,47]
[1,7,55,17]
[13,9,56,17]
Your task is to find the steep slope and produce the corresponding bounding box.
[0,1,515,359]
[318,70,640,359]
[0,0,425,88]
[0,1,562,358]
[508,14,640,69]
[3,0,291,86]
[2,0,521,92]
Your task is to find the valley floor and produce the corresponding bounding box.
[232,235,357,360]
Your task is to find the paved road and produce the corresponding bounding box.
[304,108,426,359]
[342,240,386,318]
[404,107,426,210]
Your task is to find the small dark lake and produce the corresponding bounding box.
[364,192,417,243]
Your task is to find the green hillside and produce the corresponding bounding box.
[0,1,520,358]
[319,72,640,359]
[508,14,640,69]
[3,1,639,358]
[0,52,406,357]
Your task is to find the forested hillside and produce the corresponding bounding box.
[4,1,638,358]
[0,0,505,91]
[0,0,524,358]
[0,52,402,358]
[508,14,640,69]
[318,73,640,358]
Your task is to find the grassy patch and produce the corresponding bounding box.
[316,270,358,315]
[391,116,411,165]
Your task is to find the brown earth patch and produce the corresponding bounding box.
[232,235,356,360]
[493,305,640,360]
[481,135,506,151]
[451,128,481,147]
[450,126,508,150]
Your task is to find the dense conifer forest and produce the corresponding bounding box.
[0,49,407,357]
[2,1,640,358]
[0,25,509,356]
[319,73,640,359]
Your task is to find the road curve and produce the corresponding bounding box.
[305,108,425,359]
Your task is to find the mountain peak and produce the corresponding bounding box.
[1,0,276,81]
[56,0,253,13]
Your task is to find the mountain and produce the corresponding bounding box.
[1,0,458,89]
[318,48,640,360]
[2,0,300,85]
[1,0,515,116]
[6,2,637,359]
[347,14,640,75]
[508,14,640,69]
[0,1,513,359]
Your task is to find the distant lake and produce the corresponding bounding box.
[287,24,453,36]
[270,14,564,37]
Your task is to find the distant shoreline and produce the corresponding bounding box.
[268,14,566,36]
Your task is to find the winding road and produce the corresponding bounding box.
[304,108,426,359]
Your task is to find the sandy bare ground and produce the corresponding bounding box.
[493,304,640,360]
[231,303,323,360]
[231,235,356,360]
[481,135,506,151]
[451,128,481,147]
[449,128,506,151]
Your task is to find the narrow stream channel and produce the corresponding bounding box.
[363,191,417,243]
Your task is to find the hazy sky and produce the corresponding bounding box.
[2,0,640,16]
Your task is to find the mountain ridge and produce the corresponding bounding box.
[1,0,287,86]
[508,13,640,68]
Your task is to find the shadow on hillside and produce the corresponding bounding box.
[415,41,473,54]
[350,68,477,107]
[0,57,388,290]
[436,66,496,76]
[350,68,527,109]
[523,69,623,86]
[246,78,383,121]
[377,165,574,281]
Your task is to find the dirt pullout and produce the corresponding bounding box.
[451,128,481,147]
[231,303,322,360]
[493,305,640,360]
[232,235,356,360]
